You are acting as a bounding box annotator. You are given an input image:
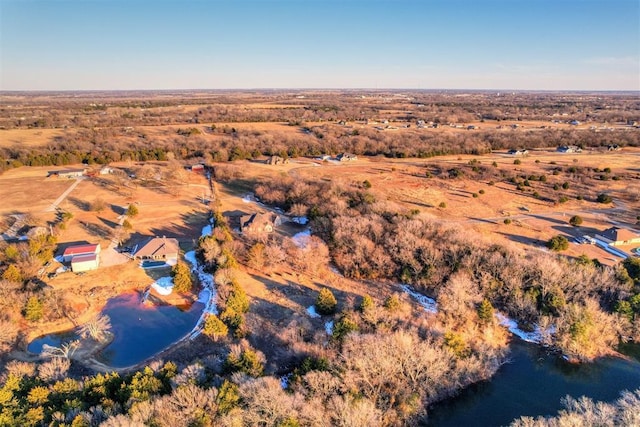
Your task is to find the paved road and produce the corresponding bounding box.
[44,177,85,212]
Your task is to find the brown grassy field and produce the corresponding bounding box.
[213,148,640,267]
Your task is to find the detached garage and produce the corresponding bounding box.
[71,253,99,272]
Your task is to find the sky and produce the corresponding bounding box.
[1,0,639,91]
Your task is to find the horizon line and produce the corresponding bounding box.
[2,88,639,94]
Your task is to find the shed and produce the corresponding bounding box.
[71,253,99,272]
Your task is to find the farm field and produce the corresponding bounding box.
[0,90,639,427]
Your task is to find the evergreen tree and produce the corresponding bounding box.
[477,299,494,324]
[316,288,337,315]
[24,296,43,322]
[171,262,193,293]
[203,314,228,341]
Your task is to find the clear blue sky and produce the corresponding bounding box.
[1,0,638,90]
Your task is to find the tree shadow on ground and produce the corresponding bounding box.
[98,217,120,229]
[67,196,90,211]
[110,204,125,215]
[79,221,112,240]
[496,231,546,248]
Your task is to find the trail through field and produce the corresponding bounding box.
[44,177,85,212]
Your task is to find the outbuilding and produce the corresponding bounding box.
[62,244,101,262]
[71,253,99,272]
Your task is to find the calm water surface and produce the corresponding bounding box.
[28,292,204,368]
[96,293,203,368]
[426,339,640,426]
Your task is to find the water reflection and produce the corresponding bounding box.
[426,339,640,426]
[96,293,204,368]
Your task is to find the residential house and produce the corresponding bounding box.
[336,153,358,161]
[507,149,529,156]
[133,236,180,262]
[557,145,582,153]
[222,210,252,230]
[242,213,282,234]
[267,155,289,165]
[595,227,640,247]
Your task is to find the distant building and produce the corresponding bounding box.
[507,149,529,156]
[557,145,582,153]
[62,244,101,263]
[99,166,114,175]
[336,153,358,161]
[569,120,580,126]
[607,144,621,151]
[242,213,282,234]
[595,227,640,246]
[47,168,86,178]
[186,163,205,173]
[267,155,289,165]
[133,237,179,262]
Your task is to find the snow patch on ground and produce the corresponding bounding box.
[280,374,291,389]
[401,285,438,313]
[325,321,334,335]
[293,229,311,248]
[197,288,211,304]
[292,216,309,225]
[151,276,174,296]
[307,305,321,318]
[495,313,550,344]
[242,194,254,203]
[184,251,217,315]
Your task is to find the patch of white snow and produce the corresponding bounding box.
[151,276,174,296]
[401,284,438,313]
[292,229,311,248]
[280,374,291,389]
[307,305,321,318]
[201,224,212,237]
[325,321,334,335]
[292,216,309,225]
[495,312,551,344]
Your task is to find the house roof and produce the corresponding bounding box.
[600,227,639,243]
[223,210,250,218]
[243,213,279,231]
[71,254,97,263]
[134,237,179,258]
[63,244,100,256]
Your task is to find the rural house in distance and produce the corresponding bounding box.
[596,227,640,246]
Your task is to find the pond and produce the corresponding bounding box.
[28,330,80,354]
[426,339,640,426]
[95,293,204,368]
[28,292,205,369]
